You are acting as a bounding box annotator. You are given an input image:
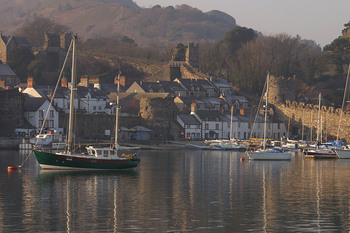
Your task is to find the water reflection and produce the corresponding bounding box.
[2,150,350,231]
[34,170,139,232]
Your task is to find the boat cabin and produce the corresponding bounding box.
[86,146,118,157]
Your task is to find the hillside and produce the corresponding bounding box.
[0,0,236,45]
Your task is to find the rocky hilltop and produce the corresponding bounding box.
[0,0,236,45]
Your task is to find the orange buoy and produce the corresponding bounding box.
[240,158,245,162]
[7,166,18,171]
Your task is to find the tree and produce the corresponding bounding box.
[324,38,350,74]
[7,46,35,82]
[200,26,256,78]
[15,17,70,47]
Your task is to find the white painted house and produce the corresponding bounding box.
[23,97,63,134]
[177,114,202,139]
[250,115,287,140]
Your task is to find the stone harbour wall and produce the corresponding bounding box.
[274,100,350,141]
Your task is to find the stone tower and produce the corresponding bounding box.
[169,43,199,80]
[186,42,199,68]
[268,75,296,104]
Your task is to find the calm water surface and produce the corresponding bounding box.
[1,150,350,232]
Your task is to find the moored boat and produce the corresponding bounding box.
[33,35,140,170]
[246,72,291,161]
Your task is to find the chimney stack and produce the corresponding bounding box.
[190,101,197,115]
[240,109,245,116]
[114,75,126,88]
[27,77,34,88]
[92,77,100,90]
[79,76,89,87]
[61,77,68,88]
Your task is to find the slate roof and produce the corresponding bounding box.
[24,97,46,111]
[16,119,35,129]
[178,114,201,125]
[209,78,232,88]
[196,110,228,122]
[178,78,215,91]
[0,64,16,76]
[1,35,31,48]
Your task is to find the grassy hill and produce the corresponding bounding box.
[0,0,236,45]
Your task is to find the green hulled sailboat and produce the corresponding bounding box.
[33,35,140,170]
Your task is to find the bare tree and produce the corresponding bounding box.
[15,17,70,47]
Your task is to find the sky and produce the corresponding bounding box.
[134,0,350,47]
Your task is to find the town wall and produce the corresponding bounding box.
[274,100,350,141]
[269,75,296,104]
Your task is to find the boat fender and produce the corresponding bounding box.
[240,158,245,162]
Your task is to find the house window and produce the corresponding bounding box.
[196,125,200,129]
[196,133,200,138]
[39,120,43,127]
[93,106,96,110]
[244,132,247,139]
[278,123,280,129]
[205,124,209,130]
[49,120,54,128]
[238,122,241,128]
[238,132,241,138]
[98,106,102,110]
[50,110,54,118]
[39,110,44,118]
[215,124,219,130]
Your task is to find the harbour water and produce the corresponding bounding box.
[1,150,350,232]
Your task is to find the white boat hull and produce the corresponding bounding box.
[247,151,291,160]
[335,149,350,159]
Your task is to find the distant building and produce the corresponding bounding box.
[0,88,25,136]
[0,64,20,89]
[0,32,31,64]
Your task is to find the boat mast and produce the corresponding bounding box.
[114,72,121,149]
[230,106,233,140]
[336,63,350,141]
[67,35,77,153]
[263,72,270,150]
[316,92,321,143]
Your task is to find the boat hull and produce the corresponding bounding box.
[246,151,291,160]
[334,149,350,159]
[304,150,337,159]
[33,150,139,170]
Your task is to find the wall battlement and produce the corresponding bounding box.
[275,99,350,141]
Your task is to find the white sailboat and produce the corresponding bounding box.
[334,63,350,158]
[246,73,291,160]
[303,93,337,159]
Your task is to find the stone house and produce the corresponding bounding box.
[126,81,187,97]
[0,32,31,64]
[174,78,218,97]
[0,64,20,89]
[208,78,234,96]
[174,97,227,113]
